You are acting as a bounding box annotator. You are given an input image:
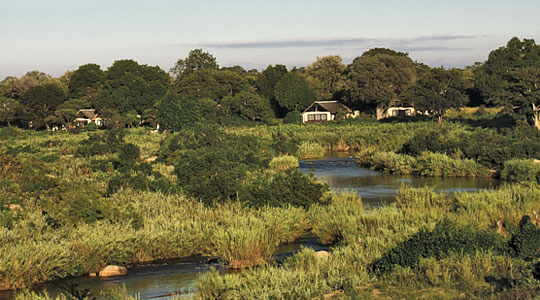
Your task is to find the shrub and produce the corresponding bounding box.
[501,159,540,183]
[85,122,98,131]
[283,111,301,124]
[243,169,329,208]
[508,215,540,260]
[297,142,324,159]
[309,192,364,245]
[118,143,141,165]
[269,155,299,171]
[372,219,507,274]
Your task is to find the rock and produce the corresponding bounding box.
[496,220,508,236]
[315,250,330,260]
[3,204,22,215]
[88,272,97,277]
[534,159,540,164]
[144,156,158,162]
[98,265,128,277]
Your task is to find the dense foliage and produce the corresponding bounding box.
[2,37,540,130]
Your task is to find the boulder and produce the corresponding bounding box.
[315,250,330,260]
[98,265,128,277]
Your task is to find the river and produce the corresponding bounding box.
[0,156,499,299]
[298,157,500,207]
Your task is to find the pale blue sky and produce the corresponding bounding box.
[1,0,540,79]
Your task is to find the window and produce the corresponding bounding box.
[307,113,327,121]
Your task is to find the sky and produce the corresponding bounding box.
[1,0,540,79]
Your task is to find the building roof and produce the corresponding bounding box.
[303,101,352,114]
[76,109,98,120]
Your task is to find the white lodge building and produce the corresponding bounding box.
[301,101,358,123]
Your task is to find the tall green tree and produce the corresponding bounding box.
[0,97,22,126]
[19,82,66,129]
[305,55,347,100]
[409,67,468,123]
[346,48,417,119]
[96,60,170,115]
[221,91,274,121]
[475,37,540,129]
[54,99,91,128]
[170,49,219,79]
[256,65,288,101]
[174,69,252,101]
[157,93,201,132]
[0,71,52,100]
[68,63,105,99]
[274,73,316,113]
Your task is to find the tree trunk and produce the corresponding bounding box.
[375,105,385,120]
[437,115,443,124]
[532,102,540,130]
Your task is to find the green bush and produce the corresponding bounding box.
[297,141,324,159]
[118,143,141,164]
[501,159,540,183]
[283,111,301,124]
[356,150,489,177]
[242,169,329,208]
[372,219,507,274]
[269,155,299,171]
[85,122,98,131]
[508,215,540,260]
[75,130,126,157]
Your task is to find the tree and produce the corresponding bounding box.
[409,67,468,123]
[346,48,417,119]
[68,63,105,99]
[96,60,170,115]
[174,69,252,101]
[170,49,219,79]
[0,71,52,100]
[157,93,201,132]
[54,99,91,128]
[256,65,288,101]
[475,37,540,129]
[142,107,159,128]
[274,73,316,112]
[0,97,22,126]
[19,82,66,129]
[305,55,347,100]
[221,91,274,121]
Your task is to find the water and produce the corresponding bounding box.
[299,157,500,207]
[1,157,499,299]
[0,238,326,300]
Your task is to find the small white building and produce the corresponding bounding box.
[384,107,416,118]
[301,101,359,123]
[75,109,103,127]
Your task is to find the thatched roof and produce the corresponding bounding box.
[303,101,352,114]
[76,109,98,120]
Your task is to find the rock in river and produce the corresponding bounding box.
[98,265,128,277]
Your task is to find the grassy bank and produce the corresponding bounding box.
[193,184,540,300]
[3,118,540,299]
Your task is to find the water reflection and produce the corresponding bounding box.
[299,158,500,207]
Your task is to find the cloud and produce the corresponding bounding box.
[190,35,482,49]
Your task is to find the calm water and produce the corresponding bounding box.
[1,157,499,299]
[0,238,326,300]
[299,157,500,207]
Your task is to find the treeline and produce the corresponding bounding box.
[1,37,540,130]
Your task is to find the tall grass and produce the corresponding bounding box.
[269,155,299,171]
[296,142,324,159]
[501,159,540,183]
[356,149,491,178]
